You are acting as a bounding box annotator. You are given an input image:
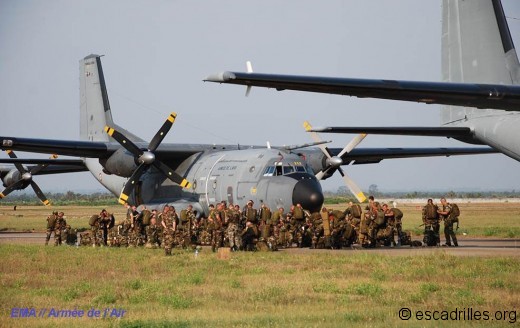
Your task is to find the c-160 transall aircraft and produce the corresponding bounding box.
[0,52,496,214]
[206,0,520,167]
[0,0,506,213]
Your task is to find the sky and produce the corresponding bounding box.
[1,0,520,194]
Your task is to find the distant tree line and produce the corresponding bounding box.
[331,185,520,202]
[0,191,119,206]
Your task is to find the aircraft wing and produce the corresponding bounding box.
[310,126,472,138]
[204,72,520,111]
[0,136,260,163]
[326,146,498,165]
[0,163,88,176]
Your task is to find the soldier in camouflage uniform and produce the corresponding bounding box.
[45,211,58,246]
[210,209,224,252]
[54,212,67,246]
[177,205,195,248]
[243,200,259,225]
[329,209,346,249]
[310,211,323,249]
[290,203,305,247]
[145,217,160,248]
[422,199,440,246]
[226,204,241,251]
[438,198,458,247]
[161,206,175,255]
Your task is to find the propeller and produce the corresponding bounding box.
[0,150,55,205]
[303,121,367,203]
[104,112,191,205]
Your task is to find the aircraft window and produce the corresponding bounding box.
[295,166,306,173]
[263,166,275,176]
[283,166,294,174]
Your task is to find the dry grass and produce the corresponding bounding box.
[0,244,519,327]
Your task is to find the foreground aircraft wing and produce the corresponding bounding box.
[309,126,472,138]
[204,72,520,111]
[328,147,498,165]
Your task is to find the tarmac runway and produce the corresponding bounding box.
[0,232,518,257]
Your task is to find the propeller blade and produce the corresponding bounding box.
[315,166,333,180]
[152,161,192,189]
[303,121,332,158]
[104,126,143,157]
[118,163,148,205]
[337,133,367,158]
[148,112,177,151]
[30,181,51,206]
[5,150,26,174]
[0,179,26,199]
[29,154,57,175]
[337,167,366,203]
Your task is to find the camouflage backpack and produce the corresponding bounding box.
[450,204,460,222]
[141,209,152,225]
[47,215,57,229]
[424,204,438,220]
[392,208,403,220]
[350,204,362,218]
[88,215,99,226]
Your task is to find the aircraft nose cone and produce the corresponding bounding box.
[292,178,324,213]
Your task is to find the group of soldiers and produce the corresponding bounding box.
[50,196,460,254]
[45,211,77,246]
[421,197,460,247]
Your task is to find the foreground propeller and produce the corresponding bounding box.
[304,121,367,203]
[104,112,191,205]
[0,150,55,205]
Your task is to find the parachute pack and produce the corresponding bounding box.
[47,215,57,229]
[450,204,460,222]
[88,215,99,226]
[350,204,362,218]
[424,204,438,219]
[141,209,152,225]
[392,208,403,220]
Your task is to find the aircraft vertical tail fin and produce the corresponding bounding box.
[79,55,143,142]
[441,0,520,124]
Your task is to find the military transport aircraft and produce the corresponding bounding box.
[0,52,497,213]
[205,0,520,168]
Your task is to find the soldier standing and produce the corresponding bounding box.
[422,199,440,246]
[54,212,67,246]
[210,210,224,252]
[45,211,58,246]
[226,204,241,251]
[145,216,160,248]
[161,206,175,255]
[243,200,259,225]
[438,198,459,247]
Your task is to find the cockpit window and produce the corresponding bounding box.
[295,166,306,173]
[263,162,307,176]
[263,166,275,176]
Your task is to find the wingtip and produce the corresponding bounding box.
[204,71,235,82]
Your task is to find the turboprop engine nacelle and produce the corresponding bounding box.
[100,148,138,177]
[2,169,22,187]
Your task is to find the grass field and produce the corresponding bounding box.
[1,202,520,238]
[0,245,518,327]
